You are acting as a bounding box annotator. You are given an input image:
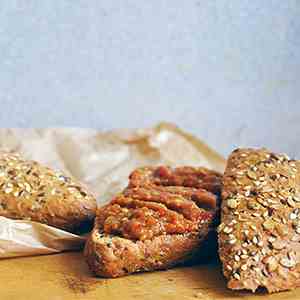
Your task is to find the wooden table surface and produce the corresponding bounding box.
[0,251,298,300]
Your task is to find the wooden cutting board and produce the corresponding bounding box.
[0,252,298,300]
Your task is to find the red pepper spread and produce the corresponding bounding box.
[97,166,221,241]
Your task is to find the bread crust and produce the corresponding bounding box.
[85,166,221,277]
[0,152,97,233]
[219,148,300,293]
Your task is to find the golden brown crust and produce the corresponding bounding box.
[85,166,222,277]
[85,223,208,278]
[0,152,97,233]
[219,148,300,293]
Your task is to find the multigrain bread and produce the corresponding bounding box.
[0,152,97,233]
[219,148,300,293]
[84,166,222,277]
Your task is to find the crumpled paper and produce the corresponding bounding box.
[0,123,225,258]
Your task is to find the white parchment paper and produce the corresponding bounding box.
[0,123,225,258]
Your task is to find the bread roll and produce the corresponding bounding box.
[0,152,97,233]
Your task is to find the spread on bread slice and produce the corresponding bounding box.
[85,166,222,277]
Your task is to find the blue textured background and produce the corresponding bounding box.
[0,1,299,157]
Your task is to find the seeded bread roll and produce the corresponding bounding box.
[0,152,97,233]
[219,148,300,293]
[85,166,222,277]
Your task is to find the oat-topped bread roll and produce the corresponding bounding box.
[0,152,97,233]
[85,166,222,278]
[219,148,300,293]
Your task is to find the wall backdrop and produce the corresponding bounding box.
[0,1,299,157]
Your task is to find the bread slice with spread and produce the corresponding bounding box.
[85,166,222,277]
